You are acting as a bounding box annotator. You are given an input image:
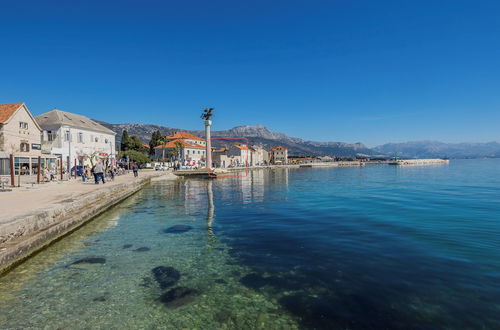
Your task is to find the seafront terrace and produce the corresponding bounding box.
[0,170,176,274]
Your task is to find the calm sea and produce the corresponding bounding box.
[1,159,499,329]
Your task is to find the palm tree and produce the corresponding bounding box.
[157,135,167,160]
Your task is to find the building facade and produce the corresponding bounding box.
[250,145,269,166]
[35,109,116,170]
[154,132,207,166]
[270,146,288,165]
[0,102,54,178]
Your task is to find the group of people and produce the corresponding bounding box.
[80,161,139,184]
[40,161,140,184]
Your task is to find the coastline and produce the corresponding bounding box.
[0,171,177,275]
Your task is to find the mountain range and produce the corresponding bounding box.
[98,121,500,158]
[373,141,500,159]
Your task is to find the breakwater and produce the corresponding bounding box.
[388,159,449,165]
[0,172,175,275]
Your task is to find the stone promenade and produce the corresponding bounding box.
[0,170,177,274]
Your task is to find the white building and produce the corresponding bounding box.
[227,144,252,166]
[154,132,207,166]
[35,109,116,170]
[250,145,269,166]
[270,146,288,165]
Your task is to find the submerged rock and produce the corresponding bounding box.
[152,266,181,289]
[122,244,133,249]
[141,276,154,287]
[134,247,151,252]
[71,257,106,265]
[93,296,107,302]
[215,308,234,323]
[240,273,267,290]
[163,225,192,234]
[159,286,199,308]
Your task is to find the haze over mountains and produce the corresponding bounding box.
[99,121,500,159]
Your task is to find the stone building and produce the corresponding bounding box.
[270,146,288,165]
[154,132,206,166]
[251,145,269,166]
[0,102,51,178]
[35,109,116,170]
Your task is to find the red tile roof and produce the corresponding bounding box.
[270,146,287,151]
[155,138,205,149]
[234,144,251,151]
[0,102,23,124]
[166,132,205,141]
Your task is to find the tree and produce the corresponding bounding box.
[118,150,150,164]
[173,140,183,161]
[120,130,132,151]
[148,130,163,155]
[129,136,146,152]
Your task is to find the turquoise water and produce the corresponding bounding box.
[1,159,500,329]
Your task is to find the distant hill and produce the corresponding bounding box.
[373,141,500,159]
[97,122,373,157]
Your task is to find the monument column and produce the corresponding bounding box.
[205,119,212,170]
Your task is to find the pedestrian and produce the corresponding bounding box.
[109,166,115,181]
[132,162,139,177]
[81,166,87,183]
[94,161,105,184]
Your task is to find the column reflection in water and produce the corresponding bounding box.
[206,179,216,247]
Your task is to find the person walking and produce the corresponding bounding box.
[81,166,87,183]
[108,166,115,181]
[94,161,105,184]
[132,162,139,177]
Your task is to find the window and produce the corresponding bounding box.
[47,131,54,142]
[95,137,99,143]
[78,132,84,143]
[19,122,28,129]
[187,150,190,154]
[20,142,30,152]
[198,151,200,154]
[64,131,71,142]
[0,158,10,175]
[105,138,109,144]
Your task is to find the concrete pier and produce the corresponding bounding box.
[388,159,449,165]
[0,171,176,275]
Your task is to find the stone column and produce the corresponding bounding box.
[204,120,212,170]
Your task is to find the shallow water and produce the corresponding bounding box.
[1,159,500,329]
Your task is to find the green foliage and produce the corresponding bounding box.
[120,130,131,151]
[130,136,146,151]
[118,150,150,164]
[121,130,147,152]
[148,130,164,155]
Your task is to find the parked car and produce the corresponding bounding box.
[71,165,84,176]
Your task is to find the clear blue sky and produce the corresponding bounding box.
[1,0,499,146]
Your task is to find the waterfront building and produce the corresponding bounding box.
[0,102,55,178]
[154,132,206,166]
[270,146,288,165]
[212,147,230,168]
[35,109,116,171]
[227,144,252,167]
[250,145,269,166]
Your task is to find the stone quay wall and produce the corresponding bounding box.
[0,173,164,275]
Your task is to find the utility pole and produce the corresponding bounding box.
[201,108,215,170]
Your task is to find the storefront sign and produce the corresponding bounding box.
[99,153,109,156]
[31,144,41,150]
